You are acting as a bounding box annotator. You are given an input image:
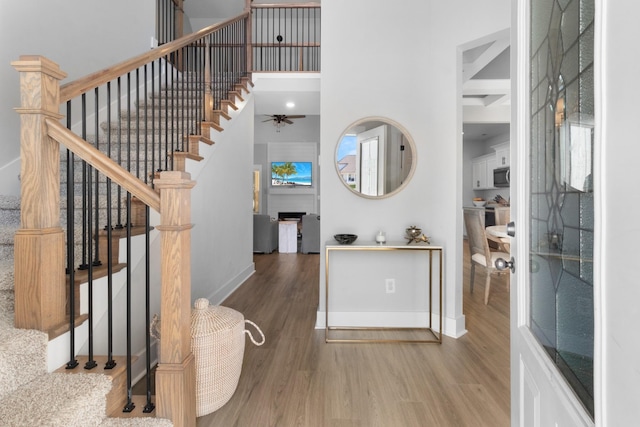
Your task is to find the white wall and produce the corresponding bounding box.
[185,0,313,31]
[188,98,256,305]
[0,0,156,196]
[319,0,510,337]
[599,1,640,424]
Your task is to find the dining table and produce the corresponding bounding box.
[486,225,511,253]
[486,225,509,239]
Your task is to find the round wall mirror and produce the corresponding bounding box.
[335,117,416,199]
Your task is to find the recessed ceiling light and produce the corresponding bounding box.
[286,102,295,108]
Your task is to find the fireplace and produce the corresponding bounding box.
[278,212,306,221]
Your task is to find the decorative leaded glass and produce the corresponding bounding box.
[529,0,594,416]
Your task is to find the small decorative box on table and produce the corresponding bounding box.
[324,240,443,344]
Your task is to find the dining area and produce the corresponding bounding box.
[463,206,511,304]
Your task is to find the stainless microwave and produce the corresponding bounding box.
[494,167,510,187]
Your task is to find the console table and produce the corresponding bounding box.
[325,241,443,344]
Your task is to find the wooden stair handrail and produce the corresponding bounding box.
[45,118,161,212]
[59,12,249,103]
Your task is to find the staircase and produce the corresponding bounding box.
[0,195,173,426]
[2,62,251,424]
[6,4,265,422]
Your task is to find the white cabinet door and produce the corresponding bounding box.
[472,154,496,189]
[495,145,510,167]
[472,158,486,189]
[486,156,496,188]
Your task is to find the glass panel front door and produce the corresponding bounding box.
[529,0,594,416]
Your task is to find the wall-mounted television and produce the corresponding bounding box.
[271,161,312,187]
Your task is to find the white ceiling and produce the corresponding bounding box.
[461,30,511,142]
[252,74,321,116]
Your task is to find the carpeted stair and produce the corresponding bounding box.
[0,195,172,426]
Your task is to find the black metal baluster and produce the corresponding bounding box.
[127,72,132,175]
[66,101,79,370]
[85,161,97,370]
[238,21,241,78]
[116,77,124,229]
[79,95,89,271]
[105,81,116,371]
[93,87,102,268]
[152,60,159,179]
[289,9,293,71]
[316,7,321,70]
[170,57,175,168]
[177,48,182,153]
[123,193,135,413]
[136,68,141,180]
[172,60,178,156]
[308,8,311,70]
[144,64,150,185]
[164,56,169,171]
[257,9,262,71]
[218,30,223,110]
[143,204,154,413]
[155,0,161,45]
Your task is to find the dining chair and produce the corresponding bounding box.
[494,206,510,225]
[463,208,510,304]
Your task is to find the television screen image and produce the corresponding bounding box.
[271,161,312,186]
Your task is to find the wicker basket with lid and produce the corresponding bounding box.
[191,298,265,416]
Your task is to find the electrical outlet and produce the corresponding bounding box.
[385,278,396,294]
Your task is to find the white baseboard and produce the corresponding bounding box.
[206,262,256,306]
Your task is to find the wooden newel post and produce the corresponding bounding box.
[154,170,196,427]
[11,55,67,331]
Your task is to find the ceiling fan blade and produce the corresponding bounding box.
[283,119,293,124]
[286,115,306,119]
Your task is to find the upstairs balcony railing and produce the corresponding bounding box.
[251,3,321,72]
[158,1,321,72]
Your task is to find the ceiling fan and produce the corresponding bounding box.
[263,114,306,131]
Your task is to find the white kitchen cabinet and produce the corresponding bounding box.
[493,142,510,167]
[471,154,496,189]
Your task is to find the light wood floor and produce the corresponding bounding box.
[197,243,510,427]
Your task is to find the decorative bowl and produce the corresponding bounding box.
[334,234,358,245]
[473,200,487,207]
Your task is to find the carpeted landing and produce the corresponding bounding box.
[0,195,172,426]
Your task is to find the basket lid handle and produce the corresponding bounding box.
[244,320,265,346]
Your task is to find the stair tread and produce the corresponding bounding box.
[0,372,111,427]
[57,355,134,377]
[0,319,48,402]
[105,395,170,422]
[99,416,173,426]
